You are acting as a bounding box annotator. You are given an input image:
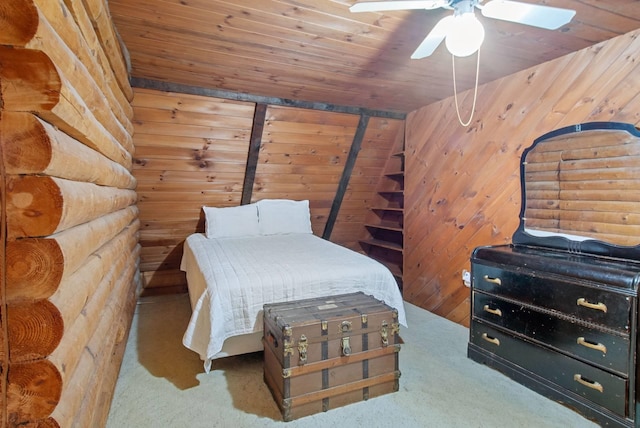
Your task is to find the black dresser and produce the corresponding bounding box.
[468,122,640,427]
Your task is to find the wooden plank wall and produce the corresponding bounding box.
[253,106,361,234]
[0,1,138,426]
[132,89,404,293]
[333,117,406,251]
[132,88,255,292]
[404,29,640,328]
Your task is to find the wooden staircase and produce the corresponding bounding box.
[360,134,404,291]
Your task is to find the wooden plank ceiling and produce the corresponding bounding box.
[108,0,640,113]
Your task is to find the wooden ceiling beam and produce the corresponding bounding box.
[131,78,406,119]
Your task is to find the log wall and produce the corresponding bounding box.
[0,1,137,426]
[132,88,404,293]
[404,29,640,327]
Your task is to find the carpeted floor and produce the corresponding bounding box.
[106,294,597,428]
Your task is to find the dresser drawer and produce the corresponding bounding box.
[472,292,630,375]
[472,263,632,332]
[470,321,628,417]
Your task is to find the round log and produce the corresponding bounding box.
[6,206,138,302]
[6,239,63,301]
[18,8,134,152]
[8,300,63,363]
[32,0,134,125]
[6,175,137,239]
[0,46,60,111]
[49,248,139,426]
[1,112,52,172]
[0,46,132,169]
[21,418,60,428]
[78,0,133,101]
[48,244,140,385]
[6,175,62,239]
[49,219,139,331]
[14,418,60,428]
[54,205,139,279]
[72,283,137,428]
[7,360,62,423]
[1,112,136,189]
[0,1,39,45]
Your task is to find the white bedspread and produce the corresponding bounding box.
[181,233,407,372]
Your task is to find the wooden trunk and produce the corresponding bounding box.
[263,292,401,422]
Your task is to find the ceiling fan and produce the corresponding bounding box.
[349,0,576,58]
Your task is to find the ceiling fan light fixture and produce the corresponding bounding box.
[445,11,485,57]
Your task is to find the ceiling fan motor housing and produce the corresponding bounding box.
[451,0,479,15]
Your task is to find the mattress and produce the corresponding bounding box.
[180,233,407,372]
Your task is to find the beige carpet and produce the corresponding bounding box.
[106,294,597,428]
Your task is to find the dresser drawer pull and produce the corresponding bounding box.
[577,337,607,354]
[576,298,607,313]
[573,374,604,393]
[481,333,500,346]
[483,275,502,285]
[483,305,502,317]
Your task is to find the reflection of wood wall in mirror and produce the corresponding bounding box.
[522,124,640,247]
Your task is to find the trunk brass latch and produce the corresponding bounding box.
[341,336,351,356]
[298,335,308,365]
[381,321,389,347]
[340,320,352,356]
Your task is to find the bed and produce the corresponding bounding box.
[180,199,407,372]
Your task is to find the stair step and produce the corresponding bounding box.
[365,222,402,232]
[371,206,403,212]
[359,238,403,253]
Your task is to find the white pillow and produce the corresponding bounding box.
[203,204,259,238]
[257,199,312,235]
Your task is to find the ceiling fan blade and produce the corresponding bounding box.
[480,0,575,30]
[350,1,449,13]
[410,15,453,59]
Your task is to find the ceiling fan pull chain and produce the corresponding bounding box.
[452,48,481,127]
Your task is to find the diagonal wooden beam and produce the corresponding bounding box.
[241,103,268,205]
[323,113,370,240]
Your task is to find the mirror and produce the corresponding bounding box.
[513,122,640,258]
